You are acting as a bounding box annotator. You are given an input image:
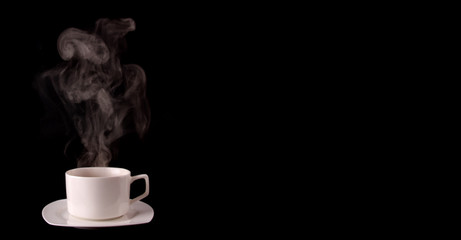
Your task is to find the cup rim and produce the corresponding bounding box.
[66,167,131,178]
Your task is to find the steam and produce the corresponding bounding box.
[37,18,150,167]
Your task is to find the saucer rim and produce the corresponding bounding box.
[42,199,154,228]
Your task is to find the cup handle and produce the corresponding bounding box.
[130,174,149,204]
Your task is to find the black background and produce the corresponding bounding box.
[0,3,276,237]
[0,3,441,237]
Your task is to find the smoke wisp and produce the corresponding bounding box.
[37,18,150,167]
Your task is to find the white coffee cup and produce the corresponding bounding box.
[65,167,149,220]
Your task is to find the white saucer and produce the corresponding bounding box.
[42,199,154,228]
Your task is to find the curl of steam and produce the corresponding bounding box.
[58,28,110,64]
[38,18,150,167]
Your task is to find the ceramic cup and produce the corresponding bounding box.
[65,167,149,220]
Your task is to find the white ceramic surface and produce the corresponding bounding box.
[66,167,149,220]
[42,199,154,228]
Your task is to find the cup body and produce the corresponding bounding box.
[66,167,132,220]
